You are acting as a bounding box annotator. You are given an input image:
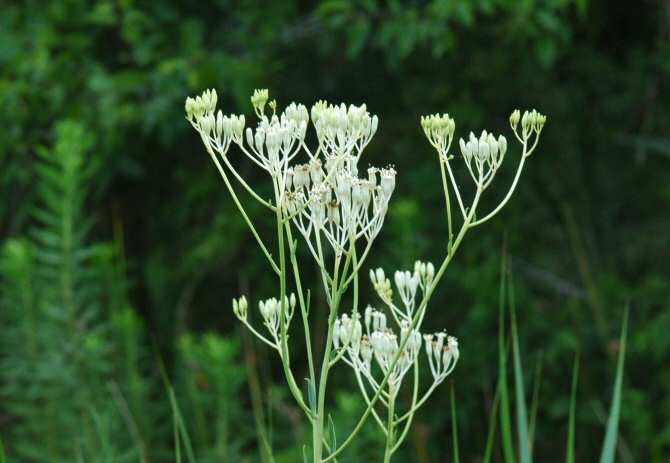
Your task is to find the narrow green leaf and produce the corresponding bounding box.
[159,357,197,463]
[451,382,460,463]
[498,246,516,463]
[528,352,544,451]
[303,444,310,463]
[599,307,629,463]
[174,388,197,463]
[509,270,532,463]
[328,413,337,450]
[566,350,580,463]
[483,377,501,463]
[306,378,317,413]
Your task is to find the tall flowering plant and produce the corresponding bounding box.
[185,88,546,462]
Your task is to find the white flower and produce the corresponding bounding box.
[424,332,460,382]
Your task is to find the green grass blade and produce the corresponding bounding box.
[173,399,181,463]
[169,386,197,463]
[451,382,460,463]
[158,356,197,463]
[483,378,502,463]
[566,350,581,463]
[528,353,544,451]
[499,246,516,463]
[509,270,532,463]
[599,307,629,463]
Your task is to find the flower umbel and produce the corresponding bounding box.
[185,87,546,463]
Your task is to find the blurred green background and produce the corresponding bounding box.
[1,0,669,461]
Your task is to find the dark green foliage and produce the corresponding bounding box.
[0,0,668,461]
[451,262,630,463]
[0,121,132,461]
[175,333,249,462]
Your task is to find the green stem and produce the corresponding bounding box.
[439,156,454,248]
[285,223,317,390]
[274,179,312,419]
[313,287,341,462]
[390,363,419,453]
[314,240,355,462]
[383,389,396,463]
[209,152,280,275]
[470,138,528,227]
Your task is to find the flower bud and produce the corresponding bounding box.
[510,109,520,130]
[426,262,435,281]
[251,88,269,114]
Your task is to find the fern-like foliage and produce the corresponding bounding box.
[176,333,253,463]
[0,121,150,461]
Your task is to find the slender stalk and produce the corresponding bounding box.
[274,179,312,419]
[208,151,280,275]
[390,362,419,453]
[313,287,342,462]
[383,389,396,463]
[470,139,527,227]
[444,159,467,219]
[219,153,275,209]
[438,156,454,248]
[285,223,317,389]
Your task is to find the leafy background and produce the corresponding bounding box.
[1,0,669,461]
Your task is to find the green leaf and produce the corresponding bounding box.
[482,377,501,463]
[498,246,516,463]
[303,445,310,463]
[306,378,317,414]
[599,307,629,463]
[160,358,197,463]
[528,353,544,451]
[510,270,532,463]
[328,413,337,450]
[566,351,580,463]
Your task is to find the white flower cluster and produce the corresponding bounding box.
[510,108,547,139]
[423,332,459,382]
[284,161,396,255]
[459,130,507,188]
[420,107,546,229]
[185,89,246,156]
[258,294,296,340]
[421,113,455,154]
[311,101,378,159]
[334,307,424,395]
[333,259,457,414]
[243,105,308,174]
[370,261,434,320]
[185,88,394,263]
